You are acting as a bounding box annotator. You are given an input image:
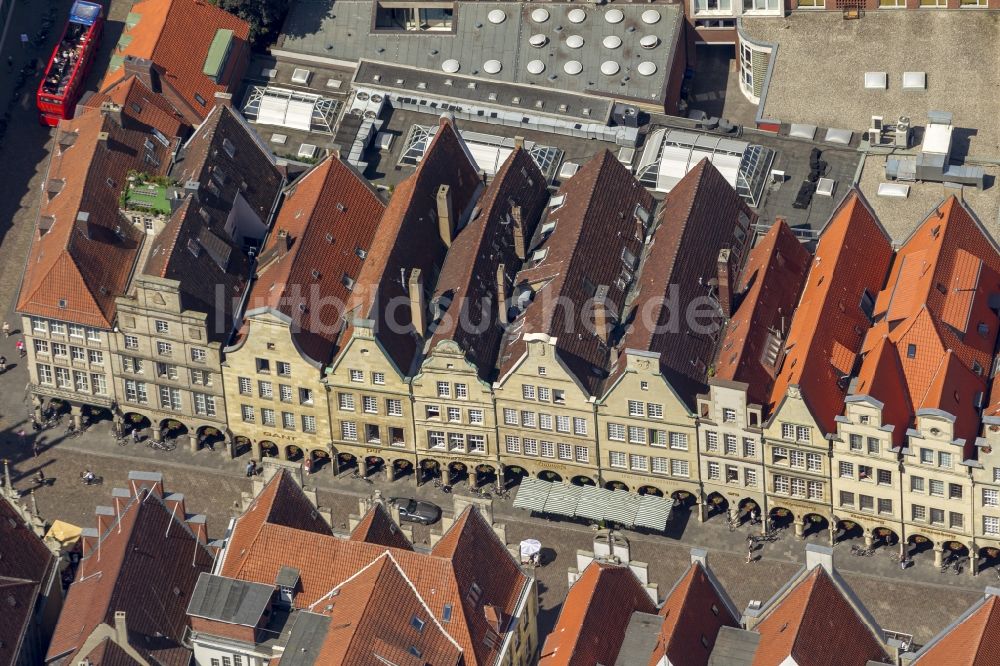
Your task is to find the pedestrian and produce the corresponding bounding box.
[746,548,754,564]
[35,469,45,486]
[246,460,254,477]
[746,534,753,549]
[304,457,312,475]
[15,340,24,357]
[32,439,40,458]
[132,428,140,444]
[0,356,6,372]
[1,321,9,338]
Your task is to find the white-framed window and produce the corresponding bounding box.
[540,441,555,458]
[448,433,465,451]
[781,423,795,440]
[912,504,926,521]
[426,405,440,419]
[806,453,822,472]
[628,400,644,417]
[724,434,737,456]
[706,431,718,451]
[608,423,626,441]
[521,411,536,428]
[447,407,461,422]
[911,476,924,492]
[503,408,518,425]
[279,385,293,402]
[86,328,101,342]
[920,448,934,464]
[574,446,589,462]
[51,343,67,357]
[69,324,84,338]
[878,498,893,515]
[840,491,855,507]
[437,381,451,398]
[32,318,47,333]
[387,399,403,417]
[363,396,378,414]
[91,373,107,395]
[628,426,646,444]
[34,339,49,354]
[839,461,854,478]
[985,516,1000,536]
[156,341,172,356]
[774,474,789,494]
[339,393,355,410]
[645,403,663,419]
[539,413,553,430]
[745,469,757,487]
[191,348,207,363]
[505,435,521,454]
[302,415,317,433]
[708,461,720,480]
[121,357,141,374]
[276,361,291,377]
[429,431,446,449]
[669,432,688,450]
[556,415,570,433]
[796,426,810,443]
[790,450,805,468]
[929,479,944,497]
[50,322,66,335]
[71,346,86,362]
[154,320,169,334]
[558,443,572,460]
[652,457,668,474]
[159,386,181,410]
[193,393,216,417]
[469,434,486,452]
[455,383,468,399]
[790,478,806,498]
[88,350,103,365]
[538,387,550,402]
[629,454,648,471]
[939,452,952,468]
[350,369,364,382]
[372,372,385,384]
[609,451,627,468]
[261,408,276,426]
[37,364,52,385]
[241,405,255,422]
[722,407,737,422]
[984,488,999,506]
[73,371,89,392]
[258,381,273,399]
[124,334,139,350]
[468,408,483,424]
[651,430,667,448]
[671,459,689,477]
[523,438,538,455]
[341,421,358,440]
[522,384,535,400]
[573,418,587,436]
[993,467,1000,483]
[850,434,863,451]
[743,438,756,457]
[807,481,822,500]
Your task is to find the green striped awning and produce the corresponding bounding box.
[512,477,550,512]
[604,490,641,526]
[575,486,613,522]
[543,483,581,516]
[634,495,674,531]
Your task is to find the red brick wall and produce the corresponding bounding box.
[191,616,258,642]
[663,20,693,114]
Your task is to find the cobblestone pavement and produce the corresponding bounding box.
[0,0,986,650]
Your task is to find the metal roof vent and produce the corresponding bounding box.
[864,72,887,90]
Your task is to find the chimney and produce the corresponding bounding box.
[114,611,128,645]
[409,269,426,336]
[717,248,733,318]
[495,263,508,325]
[436,184,454,247]
[186,514,208,544]
[511,206,526,261]
[123,55,158,92]
[127,471,163,499]
[97,131,109,145]
[80,527,99,558]
[164,493,186,521]
[213,92,233,108]
[805,544,834,574]
[690,547,708,567]
[95,506,115,535]
[514,135,524,149]
[100,101,123,128]
[594,285,610,344]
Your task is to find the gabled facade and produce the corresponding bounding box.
[907,588,1000,665]
[100,0,251,124]
[412,146,547,487]
[697,218,810,525]
[763,191,893,539]
[494,150,653,486]
[327,116,481,481]
[223,155,385,464]
[17,78,186,429]
[111,101,284,450]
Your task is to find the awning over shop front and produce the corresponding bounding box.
[512,479,673,530]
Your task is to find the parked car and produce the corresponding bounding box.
[391,498,442,525]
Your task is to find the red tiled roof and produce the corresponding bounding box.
[539,561,656,666]
[311,553,463,665]
[768,190,893,433]
[340,117,481,375]
[220,505,529,666]
[714,220,811,407]
[612,159,756,402]
[912,594,1000,665]
[242,156,386,366]
[427,147,548,379]
[220,470,333,577]
[79,637,143,666]
[349,503,413,551]
[750,567,890,666]
[17,78,185,328]
[650,561,739,666]
[498,150,654,396]
[46,487,214,666]
[101,0,250,123]
[855,196,1000,446]
[0,496,57,666]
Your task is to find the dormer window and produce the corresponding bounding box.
[906,344,917,359]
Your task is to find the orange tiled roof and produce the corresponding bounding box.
[349,502,413,551]
[750,567,890,666]
[539,561,656,666]
[101,0,249,122]
[220,503,529,666]
[649,561,739,666]
[714,219,811,407]
[16,78,185,329]
[854,196,1000,445]
[241,156,386,366]
[911,594,1000,665]
[767,190,893,433]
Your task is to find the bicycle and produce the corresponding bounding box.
[433,478,452,494]
[476,487,492,500]
[728,518,741,532]
[147,438,176,452]
[850,544,875,557]
[350,470,373,484]
[886,551,902,563]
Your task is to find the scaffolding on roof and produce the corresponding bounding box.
[242,86,339,135]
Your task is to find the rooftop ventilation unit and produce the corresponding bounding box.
[863,72,887,90]
[290,68,311,85]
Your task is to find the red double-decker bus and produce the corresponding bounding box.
[37,0,104,126]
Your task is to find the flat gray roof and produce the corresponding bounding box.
[280,612,331,666]
[742,12,1000,158]
[615,611,663,666]
[187,573,274,626]
[277,0,683,107]
[707,626,760,666]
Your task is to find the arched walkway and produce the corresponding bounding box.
[447,461,468,486]
[309,449,330,472]
[705,492,729,519]
[123,412,150,433]
[572,475,597,487]
[419,458,441,484]
[979,546,1000,573]
[365,456,386,476]
[769,507,794,530]
[197,426,225,451]
[670,490,695,510]
[473,464,496,488]
[801,513,829,539]
[337,452,358,472]
[906,534,933,559]
[233,436,252,458]
[502,465,528,489]
[605,480,629,492]
[259,440,278,459]
[944,540,969,559]
[872,527,899,548]
[835,520,863,543]
[159,419,187,440]
[392,459,414,480]
[538,470,562,483]
[638,485,663,497]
